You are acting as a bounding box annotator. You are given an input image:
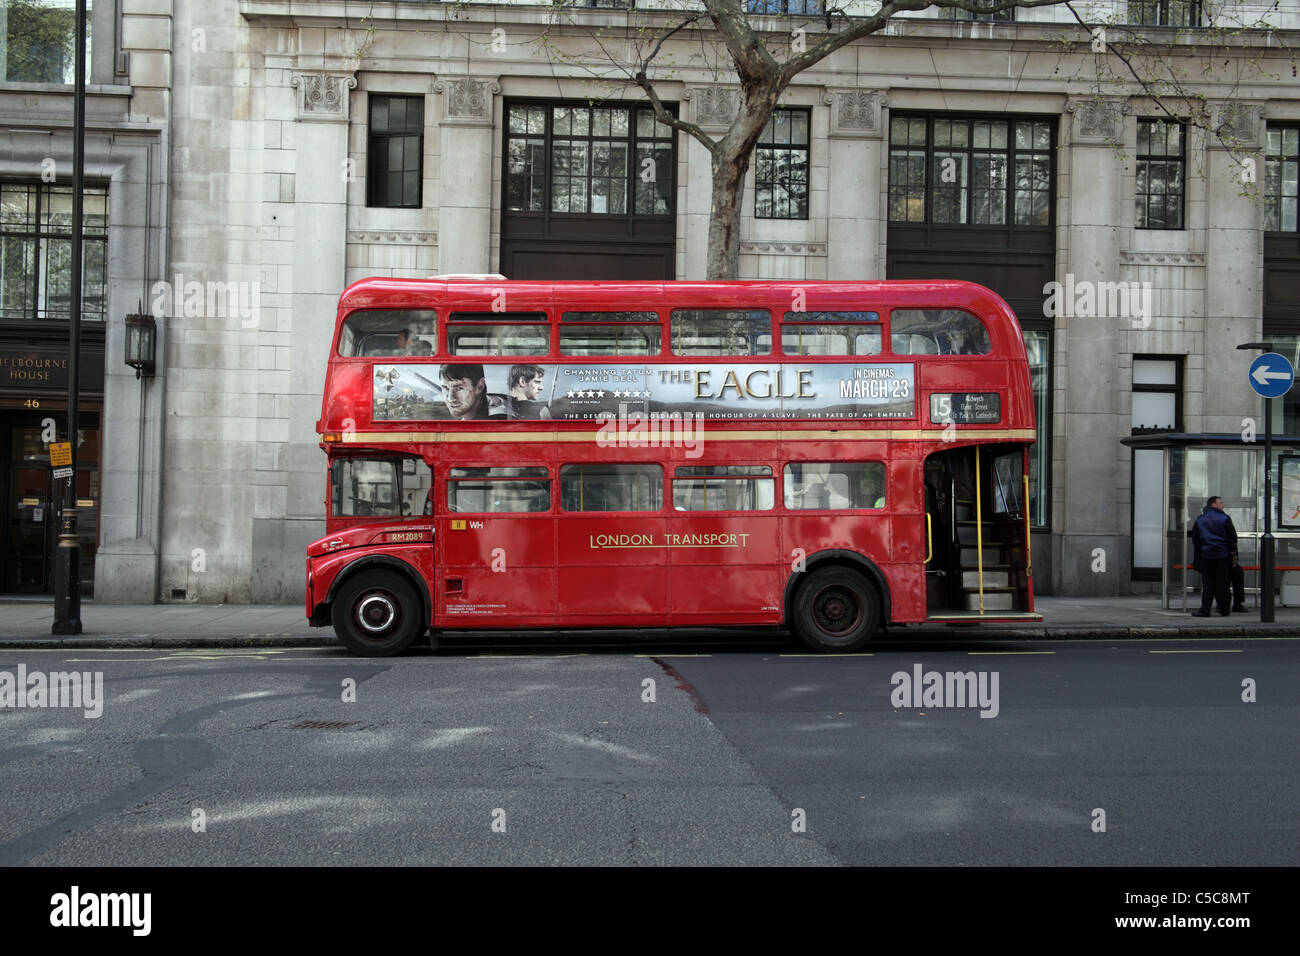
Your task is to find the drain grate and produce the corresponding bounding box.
[290,720,358,730]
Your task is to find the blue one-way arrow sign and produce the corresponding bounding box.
[1249,352,1295,398]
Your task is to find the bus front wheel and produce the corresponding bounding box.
[332,570,424,656]
[791,567,880,653]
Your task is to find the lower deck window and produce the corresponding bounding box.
[784,462,885,510]
[673,465,774,511]
[447,467,550,513]
[561,463,662,512]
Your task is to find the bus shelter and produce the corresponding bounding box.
[1121,434,1300,609]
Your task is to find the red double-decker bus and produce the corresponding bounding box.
[306,278,1040,656]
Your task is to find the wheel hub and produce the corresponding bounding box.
[815,586,861,634]
[356,593,397,633]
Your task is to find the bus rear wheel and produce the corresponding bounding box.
[332,570,423,657]
[791,567,880,653]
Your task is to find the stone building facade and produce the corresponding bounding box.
[5,1,1298,603]
[0,0,170,599]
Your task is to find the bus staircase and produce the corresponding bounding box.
[926,497,1041,623]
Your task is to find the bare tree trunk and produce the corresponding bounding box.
[706,148,749,279]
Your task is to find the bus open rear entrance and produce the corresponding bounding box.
[923,445,1041,623]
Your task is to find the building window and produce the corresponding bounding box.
[1024,329,1051,530]
[0,183,108,322]
[367,95,424,208]
[1268,337,1300,434]
[1136,118,1186,229]
[505,102,675,217]
[755,108,810,220]
[1131,356,1182,433]
[747,0,824,13]
[888,114,1053,226]
[1130,356,1182,578]
[1266,124,1299,234]
[939,3,1014,21]
[2,0,93,84]
[1128,1,1200,27]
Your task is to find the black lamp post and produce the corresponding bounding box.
[1238,341,1279,623]
[52,0,88,636]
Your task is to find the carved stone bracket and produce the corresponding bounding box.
[1210,101,1264,150]
[1065,96,1129,143]
[348,231,438,246]
[290,72,357,122]
[683,86,740,132]
[433,77,500,126]
[1119,251,1205,266]
[822,89,888,138]
[741,240,827,257]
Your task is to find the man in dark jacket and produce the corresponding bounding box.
[1191,496,1238,617]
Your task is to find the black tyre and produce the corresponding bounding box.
[332,569,424,656]
[790,566,880,652]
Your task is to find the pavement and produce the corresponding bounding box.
[0,593,1296,647]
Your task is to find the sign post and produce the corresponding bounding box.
[1246,349,1295,623]
[52,0,88,636]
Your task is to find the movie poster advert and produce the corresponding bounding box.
[1281,456,1300,529]
[372,362,915,422]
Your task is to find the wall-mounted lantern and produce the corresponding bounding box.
[124,311,156,378]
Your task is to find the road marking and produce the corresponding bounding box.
[778,653,874,657]
[1149,649,1243,654]
[62,650,302,663]
[967,651,1056,655]
[111,688,160,704]
[635,653,713,658]
[466,653,590,659]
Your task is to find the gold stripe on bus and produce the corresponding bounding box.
[330,428,1036,443]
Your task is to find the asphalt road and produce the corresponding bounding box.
[1,636,1296,866]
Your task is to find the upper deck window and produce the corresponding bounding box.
[781,311,882,355]
[448,312,549,356]
[671,309,772,356]
[338,309,437,357]
[890,309,991,355]
[560,311,662,355]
